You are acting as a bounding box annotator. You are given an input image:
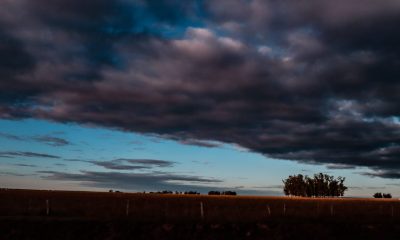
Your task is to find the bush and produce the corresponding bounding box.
[222,191,237,196]
[184,191,200,195]
[383,193,392,198]
[373,192,383,198]
[208,191,221,195]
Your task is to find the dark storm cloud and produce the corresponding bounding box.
[361,171,400,180]
[1,1,400,178]
[0,151,60,159]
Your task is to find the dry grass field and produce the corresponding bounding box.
[1,189,400,239]
[1,189,399,222]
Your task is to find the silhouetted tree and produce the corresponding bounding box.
[373,192,383,198]
[208,191,221,195]
[383,193,392,198]
[222,191,237,195]
[337,176,347,197]
[282,174,307,197]
[283,173,347,197]
[184,191,199,195]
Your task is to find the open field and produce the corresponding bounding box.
[1,189,400,239]
[1,189,399,222]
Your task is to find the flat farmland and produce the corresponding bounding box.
[0,189,399,222]
[1,189,400,239]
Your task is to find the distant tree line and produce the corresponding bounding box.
[147,191,201,195]
[373,192,392,198]
[208,191,237,196]
[283,173,348,197]
[131,190,238,195]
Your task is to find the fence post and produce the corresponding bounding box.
[126,200,130,216]
[46,199,50,216]
[200,202,204,220]
[391,205,394,217]
[283,203,286,216]
[28,199,31,213]
[267,205,271,216]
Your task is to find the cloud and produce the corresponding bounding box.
[90,161,150,171]
[0,132,25,141]
[0,151,60,159]
[38,170,280,195]
[366,186,386,190]
[361,171,400,179]
[120,159,175,168]
[13,163,37,167]
[326,164,357,170]
[1,1,400,178]
[0,132,70,147]
[0,171,33,177]
[39,170,222,192]
[252,185,284,189]
[386,183,400,187]
[33,135,70,146]
[178,139,222,148]
[63,158,175,170]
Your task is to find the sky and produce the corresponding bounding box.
[1,0,400,197]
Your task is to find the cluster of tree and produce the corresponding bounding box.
[145,190,200,195]
[282,173,348,197]
[139,190,240,195]
[208,191,237,196]
[373,192,392,198]
[109,190,122,193]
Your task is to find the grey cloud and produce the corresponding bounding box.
[0,151,60,159]
[89,160,151,171]
[326,164,357,170]
[13,163,37,167]
[178,138,222,148]
[0,132,24,141]
[119,159,175,168]
[0,171,33,177]
[54,163,66,167]
[361,171,400,179]
[63,158,175,170]
[348,186,363,190]
[0,132,70,147]
[33,135,70,146]
[38,170,279,195]
[366,186,386,190]
[39,170,222,192]
[386,183,400,187]
[252,185,284,189]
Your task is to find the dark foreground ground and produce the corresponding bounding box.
[2,217,400,240]
[1,189,400,239]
